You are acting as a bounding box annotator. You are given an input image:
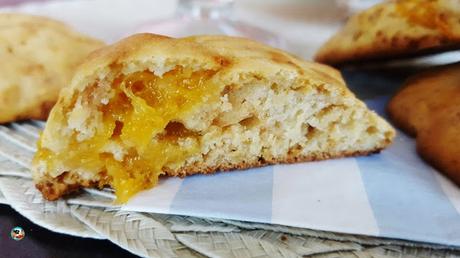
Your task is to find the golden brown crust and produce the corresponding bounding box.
[36,146,386,201]
[387,63,460,185]
[168,146,386,177]
[0,13,104,123]
[36,177,96,201]
[315,0,460,65]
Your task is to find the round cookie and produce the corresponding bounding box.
[387,63,460,135]
[0,13,105,123]
[417,106,460,184]
[388,62,460,184]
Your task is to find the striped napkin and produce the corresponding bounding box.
[123,96,460,247]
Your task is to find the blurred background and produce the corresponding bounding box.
[1,0,459,66]
[0,0,382,59]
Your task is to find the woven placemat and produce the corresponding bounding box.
[71,205,203,258]
[2,122,460,257]
[0,176,103,239]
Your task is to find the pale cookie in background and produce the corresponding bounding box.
[315,0,460,65]
[32,33,395,202]
[388,63,460,185]
[0,13,105,123]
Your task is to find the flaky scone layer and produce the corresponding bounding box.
[33,33,395,202]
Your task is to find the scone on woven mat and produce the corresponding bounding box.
[315,0,460,65]
[32,33,395,202]
[0,13,104,123]
[388,63,460,184]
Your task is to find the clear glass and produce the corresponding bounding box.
[335,0,384,15]
[134,0,285,48]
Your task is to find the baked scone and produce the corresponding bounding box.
[32,33,395,202]
[315,0,460,65]
[0,13,104,123]
[388,63,460,184]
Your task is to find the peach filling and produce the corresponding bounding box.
[35,67,218,203]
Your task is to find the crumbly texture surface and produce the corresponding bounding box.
[388,63,460,185]
[315,0,460,65]
[32,33,395,201]
[0,13,105,123]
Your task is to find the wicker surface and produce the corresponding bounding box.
[71,205,202,258]
[0,176,103,239]
[1,121,460,257]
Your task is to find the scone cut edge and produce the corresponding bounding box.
[32,33,395,202]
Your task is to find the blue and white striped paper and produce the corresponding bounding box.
[123,97,460,247]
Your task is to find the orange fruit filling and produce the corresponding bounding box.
[34,67,218,203]
[396,0,453,38]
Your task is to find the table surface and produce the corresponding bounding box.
[0,204,139,258]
